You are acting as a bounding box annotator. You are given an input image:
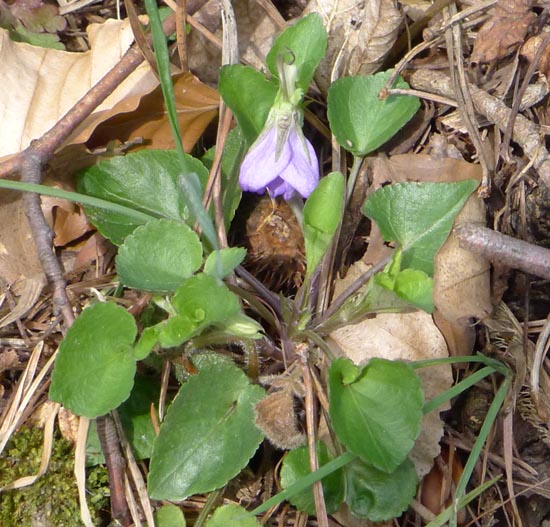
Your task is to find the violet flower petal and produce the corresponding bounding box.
[239,127,291,193]
[277,129,319,198]
[266,177,294,198]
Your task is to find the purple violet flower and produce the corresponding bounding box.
[239,119,319,200]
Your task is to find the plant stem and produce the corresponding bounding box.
[346,155,363,203]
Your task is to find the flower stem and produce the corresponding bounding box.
[346,155,363,203]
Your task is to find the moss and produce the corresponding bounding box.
[0,426,110,527]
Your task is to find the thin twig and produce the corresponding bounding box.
[314,252,393,331]
[96,414,131,526]
[456,223,550,280]
[298,344,328,527]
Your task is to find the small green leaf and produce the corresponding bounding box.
[328,358,423,473]
[328,71,420,156]
[157,315,197,349]
[219,65,278,145]
[78,150,208,244]
[154,504,186,527]
[363,180,478,275]
[118,376,160,460]
[393,268,434,312]
[206,504,260,527]
[134,325,160,360]
[172,273,241,328]
[116,220,202,292]
[373,249,434,312]
[49,302,137,419]
[266,13,327,93]
[280,442,345,515]
[303,172,344,277]
[148,361,265,500]
[204,247,247,279]
[218,313,264,339]
[345,457,418,521]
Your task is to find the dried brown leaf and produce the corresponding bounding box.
[305,0,403,90]
[0,349,19,374]
[471,0,536,63]
[89,72,219,153]
[433,195,492,323]
[521,34,550,83]
[0,19,158,158]
[0,190,45,328]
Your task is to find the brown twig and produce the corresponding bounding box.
[96,414,131,527]
[456,223,550,280]
[298,344,328,527]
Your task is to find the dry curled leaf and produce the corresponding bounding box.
[521,33,550,83]
[471,0,536,63]
[89,72,219,153]
[0,191,45,328]
[305,0,403,91]
[0,18,158,158]
[433,195,492,324]
[254,391,305,450]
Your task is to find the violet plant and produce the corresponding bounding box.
[30,10,512,527]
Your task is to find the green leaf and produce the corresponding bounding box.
[78,150,208,245]
[373,249,434,312]
[363,180,478,275]
[206,504,260,527]
[118,376,160,460]
[393,268,434,312]
[219,65,278,145]
[172,273,241,329]
[266,13,327,93]
[156,315,197,349]
[303,171,344,277]
[345,457,418,521]
[137,274,245,351]
[218,313,264,339]
[116,219,203,292]
[86,421,104,466]
[280,442,345,515]
[134,325,161,360]
[204,247,247,279]
[328,358,423,473]
[10,25,65,50]
[148,361,265,500]
[327,71,420,156]
[154,504,186,527]
[49,302,137,419]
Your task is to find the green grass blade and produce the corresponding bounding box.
[450,375,511,525]
[0,178,155,223]
[423,366,494,414]
[143,0,218,249]
[251,451,357,515]
[424,477,500,527]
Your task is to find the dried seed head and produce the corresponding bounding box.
[244,195,305,291]
[254,390,306,450]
